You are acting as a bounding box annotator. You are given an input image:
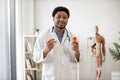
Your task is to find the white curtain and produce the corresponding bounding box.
[0,0,11,80]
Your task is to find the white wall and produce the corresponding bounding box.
[22,0,34,35]
[34,0,120,80]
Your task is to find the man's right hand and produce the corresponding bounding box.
[43,39,56,58]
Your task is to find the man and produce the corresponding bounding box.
[33,6,80,80]
[91,25,106,80]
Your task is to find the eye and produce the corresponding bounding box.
[63,16,67,19]
[56,15,61,19]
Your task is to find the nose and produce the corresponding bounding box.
[59,17,64,21]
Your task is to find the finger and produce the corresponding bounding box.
[72,47,75,51]
[72,42,79,49]
[72,41,78,45]
[49,40,57,44]
[48,40,57,46]
[47,39,55,43]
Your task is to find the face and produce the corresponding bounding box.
[53,11,68,30]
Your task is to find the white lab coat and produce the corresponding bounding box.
[33,28,80,80]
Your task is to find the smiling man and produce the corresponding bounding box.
[33,6,80,80]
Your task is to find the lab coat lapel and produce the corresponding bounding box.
[61,30,67,44]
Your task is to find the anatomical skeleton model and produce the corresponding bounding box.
[91,26,106,80]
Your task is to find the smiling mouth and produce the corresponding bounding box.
[57,25,65,29]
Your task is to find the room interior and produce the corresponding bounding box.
[0,0,120,80]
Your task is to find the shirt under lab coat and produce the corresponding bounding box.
[33,28,80,80]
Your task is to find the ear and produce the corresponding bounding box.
[53,17,55,21]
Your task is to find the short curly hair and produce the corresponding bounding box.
[52,6,70,18]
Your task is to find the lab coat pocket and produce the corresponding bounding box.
[43,64,55,80]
